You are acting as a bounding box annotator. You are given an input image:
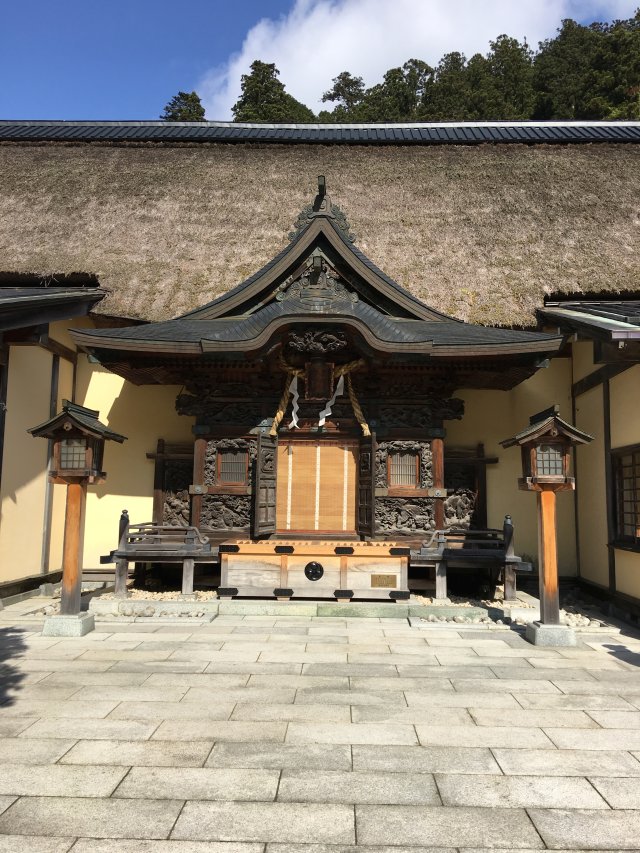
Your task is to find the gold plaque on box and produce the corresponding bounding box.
[371,574,396,588]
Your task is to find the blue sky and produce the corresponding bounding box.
[1,0,637,121]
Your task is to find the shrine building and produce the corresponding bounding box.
[0,120,639,615]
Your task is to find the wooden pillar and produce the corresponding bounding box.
[60,481,87,616]
[432,437,445,529]
[191,437,207,526]
[537,486,560,625]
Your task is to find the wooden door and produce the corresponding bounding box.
[357,432,376,539]
[276,439,357,534]
[253,433,278,537]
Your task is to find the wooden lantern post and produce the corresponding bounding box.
[29,401,126,636]
[501,406,593,645]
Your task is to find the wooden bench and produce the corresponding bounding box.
[110,510,216,598]
[412,515,531,601]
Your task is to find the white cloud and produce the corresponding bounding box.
[199,0,639,120]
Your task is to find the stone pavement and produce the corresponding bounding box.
[0,607,640,851]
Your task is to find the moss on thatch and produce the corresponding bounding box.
[0,141,638,326]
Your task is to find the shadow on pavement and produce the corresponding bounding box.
[602,642,640,668]
[0,626,28,706]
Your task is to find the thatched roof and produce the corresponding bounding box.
[0,137,639,326]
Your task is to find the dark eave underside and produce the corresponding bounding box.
[1,120,640,145]
[0,287,104,332]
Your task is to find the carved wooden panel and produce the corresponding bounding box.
[374,498,435,536]
[200,495,251,531]
[254,433,278,536]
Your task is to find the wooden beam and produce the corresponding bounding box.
[572,362,629,398]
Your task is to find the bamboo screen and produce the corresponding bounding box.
[276,440,357,533]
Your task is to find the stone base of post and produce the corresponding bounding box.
[525,620,576,647]
[42,612,95,637]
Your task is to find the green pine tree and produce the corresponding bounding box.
[160,91,206,122]
[232,60,316,122]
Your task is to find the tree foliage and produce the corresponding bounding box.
[232,60,316,123]
[161,91,206,122]
[230,10,640,123]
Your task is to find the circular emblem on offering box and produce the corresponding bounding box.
[304,561,324,581]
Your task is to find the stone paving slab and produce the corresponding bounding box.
[286,721,418,745]
[0,796,184,839]
[206,742,352,770]
[529,807,640,849]
[72,842,263,853]
[153,720,287,742]
[0,836,75,853]
[544,727,640,750]
[59,738,214,767]
[493,748,640,776]
[0,737,77,764]
[415,724,554,748]
[435,773,609,808]
[20,718,159,740]
[0,763,127,797]
[114,767,280,801]
[352,744,502,774]
[172,802,356,844]
[277,769,439,804]
[355,804,543,848]
[589,777,640,808]
[231,702,351,722]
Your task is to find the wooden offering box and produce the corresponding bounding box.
[219,540,409,599]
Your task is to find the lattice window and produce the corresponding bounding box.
[535,443,564,476]
[614,447,640,545]
[60,438,86,469]
[218,451,247,485]
[389,451,419,487]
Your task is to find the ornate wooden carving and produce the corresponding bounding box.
[162,459,192,527]
[289,198,355,243]
[375,498,435,535]
[378,398,464,428]
[204,438,257,486]
[444,489,477,530]
[375,441,433,488]
[176,391,264,427]
[254,433,278,536]
[276,263,358,308]
[200,495,251,530]
[287,330,347,354]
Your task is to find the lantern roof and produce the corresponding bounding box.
[501,405,593,448]
[28,400,126,442]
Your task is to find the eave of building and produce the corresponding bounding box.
[540,304,640,342]
[0,286,105,332]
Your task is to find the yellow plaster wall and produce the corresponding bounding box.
[74,357,194,567]
[573,385,609,588]
[446,358,577,574]
[610,366,640,450]
[0,346,52,581]
[613,549,640,599]
[571,341,597,383]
